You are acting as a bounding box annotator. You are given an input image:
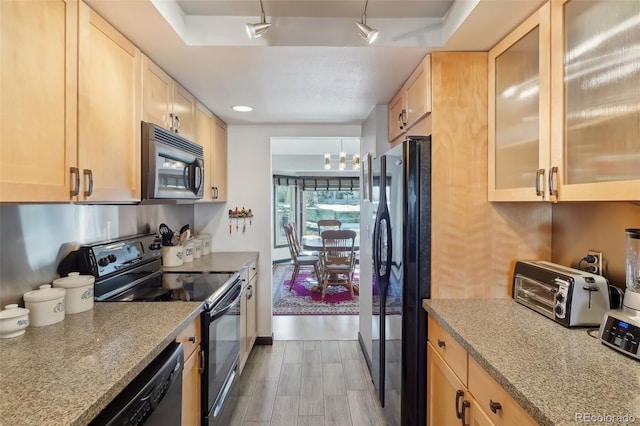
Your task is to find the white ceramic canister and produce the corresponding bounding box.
[184,240,194,263]
[0,304,30,338]
[23,284,65,327]
[198,234,211,255]
[193,238,202,259]
[162,246,184,267]
[52,272,95,314]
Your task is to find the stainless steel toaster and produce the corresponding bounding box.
[512,261,610,327]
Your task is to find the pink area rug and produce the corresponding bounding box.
[272,264,359,315]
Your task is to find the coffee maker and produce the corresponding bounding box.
[599,229,640,360]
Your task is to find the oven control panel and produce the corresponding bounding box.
[600,313,640,360]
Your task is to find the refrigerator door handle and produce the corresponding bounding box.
[373,206,392,286]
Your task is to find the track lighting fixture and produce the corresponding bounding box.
[356,0,378,44]
[246,0,271,39]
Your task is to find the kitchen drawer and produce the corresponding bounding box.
[468,356,537,426]
[175,316,201,358]
[428,315,468,385]
[242,258,258,285]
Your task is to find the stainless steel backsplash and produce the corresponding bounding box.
[0,204,193,307]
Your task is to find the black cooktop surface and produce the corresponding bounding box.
[104,272,237,306]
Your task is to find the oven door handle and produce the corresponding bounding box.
[209,285,242,323]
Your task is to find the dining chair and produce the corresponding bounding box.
[284,223,322,291]
[319,229,357,302]
[317,219,341,235]
[287,222,319,257]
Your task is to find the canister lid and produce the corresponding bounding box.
[23,284,66,302]
[0,304,29,319]
[53,272,95,288]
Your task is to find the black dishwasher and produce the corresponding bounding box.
[90,342,183,426]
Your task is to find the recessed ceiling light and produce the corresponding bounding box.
[232,105,253,112]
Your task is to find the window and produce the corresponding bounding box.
[273,177,298,247]
[273,175,360,248]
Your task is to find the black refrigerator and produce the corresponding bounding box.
[371,136,431,426]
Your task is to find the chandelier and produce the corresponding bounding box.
[324,140,360,170]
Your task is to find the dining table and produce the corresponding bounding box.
[301,235,360,251]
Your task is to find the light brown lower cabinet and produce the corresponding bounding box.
[427,316,538,426]
[427,343,493,426]
[176,317,202,426]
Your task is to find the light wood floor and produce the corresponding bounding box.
[272,315,359,340]
[217,316,390,425]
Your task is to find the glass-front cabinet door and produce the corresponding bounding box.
[488,3,551,201]
[550,0,640,201]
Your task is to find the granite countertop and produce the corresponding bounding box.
[162,251,258,274]
[0,302,202,426]
[422,299,640,426]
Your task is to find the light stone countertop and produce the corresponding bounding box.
[422,299,640,426]
[162,251,258,274]
[0,302,202,426]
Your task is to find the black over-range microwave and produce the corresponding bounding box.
[141,121,204,203]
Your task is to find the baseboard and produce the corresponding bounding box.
[255,333,274,345]
[357,332,372,374]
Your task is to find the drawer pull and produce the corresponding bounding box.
[461,400,470,426]
[188,336,197,343]
[437,339,445,348]
[489,400,502,413]
[455,390,464,419]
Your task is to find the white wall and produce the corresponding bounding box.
[359,105,388,360]
[195,124,361,340]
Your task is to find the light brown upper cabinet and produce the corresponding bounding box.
[490,0,640,202]
[388,54,432,144]
[488,3,551,202]
[195,102,227,202]
[212,117,228,202]
[549,0,640,201]
[0,0,78,202]
[77,3,141,202]
[142,55,196,141]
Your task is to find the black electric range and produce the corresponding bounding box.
[57,234,238,310]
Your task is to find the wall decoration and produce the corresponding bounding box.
[228,207,253,234]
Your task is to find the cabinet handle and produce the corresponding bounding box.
[437,339,445,348]
[212,186,218,199]
[199,350,205,374]
[548,166,558,200]
[247,285,253,299]
[401,108,407,126]
[83,169,93,197]
[188,336,197,343]
[398,112,404,130]
[174,115,181,133]
[535,168,545,198]
[489,400,502,413]
[70,167,80,197]
[460,400,470,426]
[455,390,464,419]
[169,113,175,131]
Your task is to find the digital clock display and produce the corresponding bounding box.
[617,320,629,329]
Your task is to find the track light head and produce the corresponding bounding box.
[246,0,271,39]
[246,22,271,38]
[356,0,378,44]
[355,21,378,44]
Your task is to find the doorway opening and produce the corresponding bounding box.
[271,137,361,334]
